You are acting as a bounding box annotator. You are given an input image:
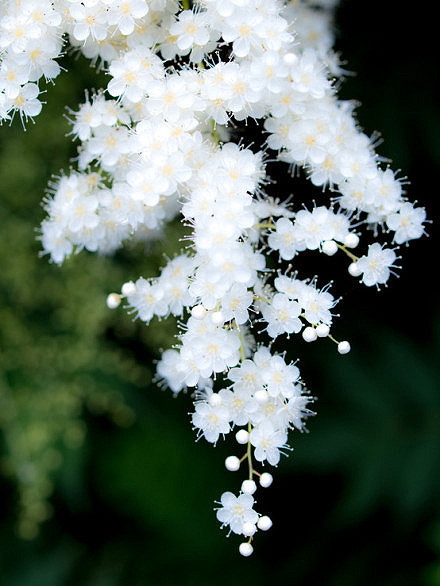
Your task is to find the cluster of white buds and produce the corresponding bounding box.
[1,0,426,554]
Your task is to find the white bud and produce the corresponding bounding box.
[259,472,273,488]
[257,516,273,531]
[283,52,298,65]
[239,542,253,557]
[242,522,257,537]
[241,479,257,495]
[106,293,121,309]
[344,233,359,248]
[225,456,240,471]
[254,389,268,404]
[209,393,222,407]
[302,326,317,342]
[316,323,330,337]
[348,262,362,277]
[121,281,136,297]
[322,240,338,256]
[191,305,206,319]
[338,340,351,355]
[235,429,249,445]
[211,311,224,325]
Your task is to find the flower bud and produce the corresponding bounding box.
[106,293,121,309]
[302,326,317,342]
[242,522,257,537]
[348,262,362,277]
[225,456,240,471]
[241,479,257,495]
[344,233,359,248]
[322,240,338,256]
[338,341,351,354]
[191,305,206,319]
[235,429,249,444]
[257,516,273,531]
[259,472,273,488]
[239,542,253,557]
[316,323,330,337]
[121,281,136,296]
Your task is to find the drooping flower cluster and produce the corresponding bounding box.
[1,0,426,555]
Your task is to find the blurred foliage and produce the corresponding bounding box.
[0,0,440,583]
[0,62,182,538]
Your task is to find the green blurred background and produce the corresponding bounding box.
[0,1,439,584]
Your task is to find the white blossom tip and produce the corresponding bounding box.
[254,390,269,404]
[210,311,224,325]
[302,326,318,342]
[322,240,338,256]
[344,234,360,248]
[316,324,330,338]
[191,305,207,319]
[241,480,257,495]
[239,542,254,557]
[242,521,257,537]
[225,456,240,471]
[121,281,136,297]
[257,516,273,531]
[259,473,273,488]
[337,341,351,355]
[348,262,362,277]
[235,429,249,445]
[209,393,222,407]
[106,293,121,309]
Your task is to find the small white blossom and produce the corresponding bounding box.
[216,492,259,535]
[356,243,397,287]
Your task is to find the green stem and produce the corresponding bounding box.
[247,422,253,480]
[336,242,359,263]
[235,321,246,362]
[255,222,276,230]
[211,119,220,145]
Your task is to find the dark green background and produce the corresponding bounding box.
[0,1,439,584]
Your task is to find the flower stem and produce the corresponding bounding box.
[336,242,359,262]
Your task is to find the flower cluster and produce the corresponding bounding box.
[1,0,426,555]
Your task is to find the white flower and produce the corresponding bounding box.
[216,491,259,535]
[157,349,185,394]
[228,359,262,392]
[386,202,426,244]
[289,49,330,99]
[367,169,402,213]
[0,0,426,553]
[299,286,334,325]
[0,61,29,99]
[169,10,210,53]
[356,243,397,287]
[107,0,149,36]
[221,10,265,58]
[11,82,41,119]
[69,3,108,42]
[293,207,334,250]
[267,218,297,260]
[221,284,253,324]
[182,328,241,376]
[287,119,330,165]
[192,400,230,443]
[125,278,169,322]
[219,387,256,426]
[262,355,300,399]
[250,421,288,466]
[126,166,166,206]
[262,293,302,339]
